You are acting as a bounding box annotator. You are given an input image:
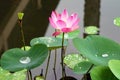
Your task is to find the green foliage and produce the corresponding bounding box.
[30,37,68,50]
[109,60,120,79]
[1,44,48,71]
[0,67,26,80]
[35,76,44,80]
[17,12,24,20]
[73,61,92,74]
[85,26,99,34]
[73,35,120,66]
[114,17,120,27]
[64,54,87,69]
[21,46,31,51]
[64,53,92,74]
[90,66,118,80]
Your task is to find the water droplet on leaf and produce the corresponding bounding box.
[19,57,31,64]
[102,54,109,58]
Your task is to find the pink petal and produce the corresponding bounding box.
[56,20,66,29]
[68,16,73,22]
[57,14,61,20]
[51,11,58,22]
[71,25,79,31]
[62,28,71,33]
[71,18,80,27]
[61,9,69,19]
[71,13,78,23]
[67,16,74,27]
[49,17,57,28]
[52,31,61,36]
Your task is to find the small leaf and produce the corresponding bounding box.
[85,26,99,34]
[35,76,44,80]
[90,66,118,80]
[109,60,120,79]
[114,17,120,27]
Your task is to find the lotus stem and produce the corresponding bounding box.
[53,49,57,80]
[18,20,32,80]
[45,50,51,80]
[19,20,26,50]
[27,70,32,80]
[61,32,66,79]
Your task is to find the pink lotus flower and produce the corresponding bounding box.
[49,9,80,36]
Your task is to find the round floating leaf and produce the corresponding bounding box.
[12,69,27,80]
[64,53,87,69]
[109,60,120,79]
[73,61,93,74]
[73,35,120,66]
[0,67,26,80]
[85,26,99,34]
[57,29,80,39]
[90,66,118,80]
[30,37,68,50]
[35,76,44,80]
[1,44,48,71]
[114,17,120,27]
[0,67,11,80]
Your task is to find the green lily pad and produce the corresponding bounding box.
[0,67,11,80]
[30,37,68,50]
[73,35,120,66]
[114,17,120,27]
[73,61,93,74]
[35,76,44,80]
[90,66,118,80]
[57,29,80,39]
[109,60,120,79]
[1,44,48,71]
[64,53,87,69]
[85,26,99,34]
[0,67,26,80]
